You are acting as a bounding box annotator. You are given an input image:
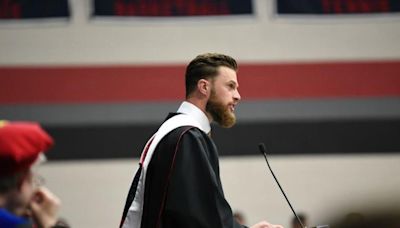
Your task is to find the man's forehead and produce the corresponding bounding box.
[216,66,238,81]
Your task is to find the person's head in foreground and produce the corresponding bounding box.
[330,209,400,228]
[0,120,63,228]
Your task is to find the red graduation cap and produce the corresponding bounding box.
[0,121,54,177]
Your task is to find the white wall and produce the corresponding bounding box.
[1,0,400,66]
[39,155,400,228]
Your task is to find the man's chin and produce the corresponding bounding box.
[207,99,237,128]
[218,114,236,128]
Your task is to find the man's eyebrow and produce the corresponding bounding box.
[228,80,239,87]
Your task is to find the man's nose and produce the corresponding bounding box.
[234,90,241,102]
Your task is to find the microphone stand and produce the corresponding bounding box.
[258,143,306,228]
[258,143,329,228]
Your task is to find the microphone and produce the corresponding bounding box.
[258,143,306,228]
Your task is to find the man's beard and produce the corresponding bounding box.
[206,89,236,128]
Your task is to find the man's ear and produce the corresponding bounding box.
[197,79,210,97]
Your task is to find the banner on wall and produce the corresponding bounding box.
[277,0,400,15]
[93,0,253,17]
[0,0,70,19]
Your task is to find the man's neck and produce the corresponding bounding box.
[185,98,213,123]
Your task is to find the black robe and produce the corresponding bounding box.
[122,113,246,228]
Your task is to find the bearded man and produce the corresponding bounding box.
[121,53,283,228]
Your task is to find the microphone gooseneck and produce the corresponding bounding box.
[258,143,306,228]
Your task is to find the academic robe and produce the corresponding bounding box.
[121,113,246,228]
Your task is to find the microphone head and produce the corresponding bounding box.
[258,143,267,154]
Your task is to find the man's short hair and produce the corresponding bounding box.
[185,53,237,98]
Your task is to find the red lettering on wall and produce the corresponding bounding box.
[361,1,371,12]
[114,1,123,15]
[128,3,136,16]
[112,0,231,16]
[348,0,357,13]
[148,1,158,16]
[322,0,391,14]
[0,0,21,18]
[334,0,342,13]
[379,1,390,11]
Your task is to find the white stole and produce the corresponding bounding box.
[122,114,202,228]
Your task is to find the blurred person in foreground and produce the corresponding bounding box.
[120,53,283,228]
[330,209,400,228]
[0,121,68,228]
